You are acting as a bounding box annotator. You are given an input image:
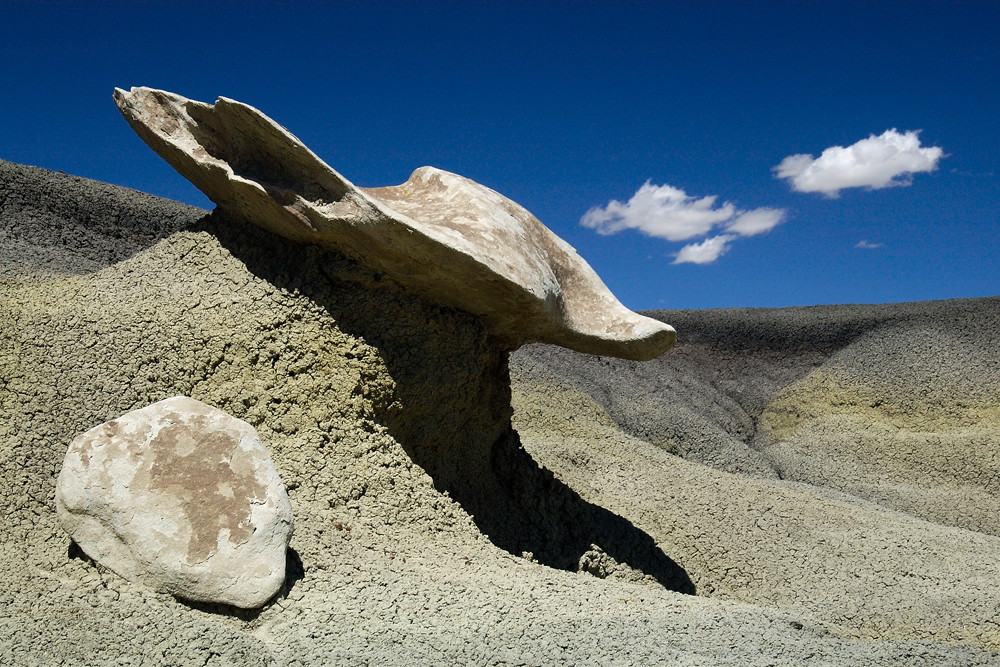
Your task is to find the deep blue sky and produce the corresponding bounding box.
[3,1,998,310]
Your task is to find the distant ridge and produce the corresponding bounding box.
[0,159,205,279]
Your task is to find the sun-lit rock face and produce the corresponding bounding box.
[113,86,674,361]
[55,396,294,609]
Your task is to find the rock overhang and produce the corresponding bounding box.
[114,86,675,361]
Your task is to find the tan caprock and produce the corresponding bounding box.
[114,87,674,360]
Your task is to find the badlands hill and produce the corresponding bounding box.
[2,159,999,665]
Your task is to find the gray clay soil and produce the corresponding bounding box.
[2,160,999,665]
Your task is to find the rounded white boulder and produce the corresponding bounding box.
[55,396,294,608]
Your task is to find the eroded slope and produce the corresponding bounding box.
[3,162,999,665]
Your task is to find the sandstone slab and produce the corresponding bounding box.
[113,86,675,360]
[55,396,293,608]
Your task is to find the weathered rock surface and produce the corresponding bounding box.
[112,86,674,361]
[55,396,293,608]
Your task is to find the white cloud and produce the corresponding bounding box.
[581,181,786,264]
[580,182,737,241]
[774,129,944,197]
[856,240,884,249]
[724,208,787,236]
[673,235,735,264]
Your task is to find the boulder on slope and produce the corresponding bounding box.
[55,396,293,609]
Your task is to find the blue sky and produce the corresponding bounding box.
[3,1,998,310]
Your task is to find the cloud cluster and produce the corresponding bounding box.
[774,129,944,197]
[581,129,944,265]
[580,182,786,264]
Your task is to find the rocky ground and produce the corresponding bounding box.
[2,159,999,665]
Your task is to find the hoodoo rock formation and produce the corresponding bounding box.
[108,87,686,590]
[112,86,675,361]
[55,397,294,608]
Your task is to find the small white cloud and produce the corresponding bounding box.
[581,182,737,241]
[673,234,735,265]
[774,129,944,197]
[725,208,787,236]
[581,181,786,264]
[855,240,884,249]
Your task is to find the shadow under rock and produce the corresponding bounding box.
[179,548,303,619]
[69,539,305,619]
[207,211,694,595]
[476,429,695,593]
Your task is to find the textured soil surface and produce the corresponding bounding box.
[3,160,999,665]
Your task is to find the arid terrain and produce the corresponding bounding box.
[3,160,998,665]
